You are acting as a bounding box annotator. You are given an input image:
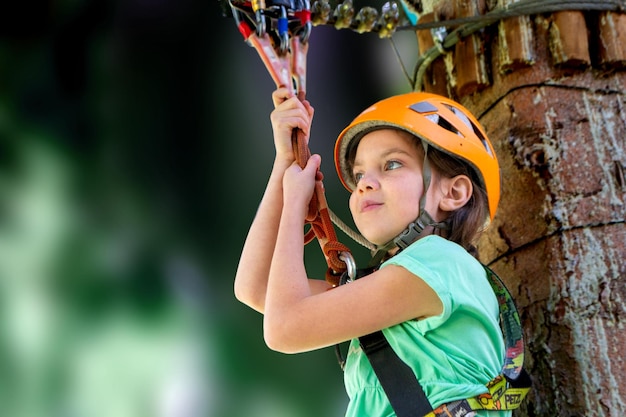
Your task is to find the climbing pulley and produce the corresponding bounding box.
[226,0,409,39]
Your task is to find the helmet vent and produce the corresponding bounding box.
[445,104,494,157]
[411,101,494,157]
[411,101,462,137]
[471,123,493,157]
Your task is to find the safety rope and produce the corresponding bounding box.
[229,0,357,285]
[286,0,626,90]
[406,0,626,90]
[303,0,625,34]
[406,0,625,31]
[224,0,625,98]
[330,209,376,251]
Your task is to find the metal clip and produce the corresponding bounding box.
[334,0,355,29]
[339,251,357,283]
[355,7,378,33]
[431,26,447,45]
[377,1,400,38]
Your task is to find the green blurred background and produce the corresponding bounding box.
[0,1,416,416]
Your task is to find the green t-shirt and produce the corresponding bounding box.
[343,235,510,417]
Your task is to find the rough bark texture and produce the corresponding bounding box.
[418,4,626,416]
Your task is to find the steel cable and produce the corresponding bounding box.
[409,0,625,90]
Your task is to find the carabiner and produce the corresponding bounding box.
[251,0,267,36]
[334,0,355,29]
[278,6,290,54]
[339,251,356,282]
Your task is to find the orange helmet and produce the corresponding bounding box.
[334,92,501,220]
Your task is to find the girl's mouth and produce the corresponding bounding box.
[360,200,382,212]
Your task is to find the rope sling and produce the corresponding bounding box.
[230,3,357,285]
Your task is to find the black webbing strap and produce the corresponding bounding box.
[359,331,433,417]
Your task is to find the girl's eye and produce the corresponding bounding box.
[385,160,402,171]
[353,172,363,183]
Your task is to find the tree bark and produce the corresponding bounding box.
[418,3,626,416]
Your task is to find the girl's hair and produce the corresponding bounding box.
[426,143,490,256]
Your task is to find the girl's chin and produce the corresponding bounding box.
[363,234,397,247]
[361,227,409,247]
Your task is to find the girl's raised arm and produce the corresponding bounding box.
[234,88,327,312]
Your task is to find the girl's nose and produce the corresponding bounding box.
[356,171,380,192]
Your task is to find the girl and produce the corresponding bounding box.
[234,87,510,416]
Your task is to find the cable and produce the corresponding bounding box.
[330,209,376,251]
[409,0,625,90]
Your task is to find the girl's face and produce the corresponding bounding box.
[348,129,441,246]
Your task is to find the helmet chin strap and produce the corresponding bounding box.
[367,142,451,268]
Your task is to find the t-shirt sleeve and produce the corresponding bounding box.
[382,237,452,334]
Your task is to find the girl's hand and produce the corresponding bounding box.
[283,154,321,217]
[270,88,315,164]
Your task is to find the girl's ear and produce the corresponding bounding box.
[439,174,473,212]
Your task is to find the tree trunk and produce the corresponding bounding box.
[418,2,626,416]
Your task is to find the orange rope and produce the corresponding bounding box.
[238,22,353,285]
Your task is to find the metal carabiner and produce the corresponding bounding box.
[339,251,356,283]
[278,6,290,54]
[311,0,331,25]
[295,0,313,43]
[334,0,355,29]
[251,0,267,36]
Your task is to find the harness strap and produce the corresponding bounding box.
[427,368,532,416]
[360,331,433,417]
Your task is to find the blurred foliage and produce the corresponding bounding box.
[0,0,414,416]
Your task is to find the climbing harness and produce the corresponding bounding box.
[431,265,532,415]
[336,263,531,417]
[226,0,357,286]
